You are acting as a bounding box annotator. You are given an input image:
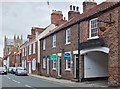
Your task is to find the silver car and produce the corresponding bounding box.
[0,67,7,75]
[15,67,28,76]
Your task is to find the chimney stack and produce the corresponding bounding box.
[51,10,65,25]
[83,0,97,12]
[68,5,80,20]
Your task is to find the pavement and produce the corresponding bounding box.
[29,74,109,87]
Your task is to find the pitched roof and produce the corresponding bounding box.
[41,1,120,39]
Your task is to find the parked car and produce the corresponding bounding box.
[11,67,17,74]
[8,67,14,73]
[0,67,7,75]
[15,67,28,76]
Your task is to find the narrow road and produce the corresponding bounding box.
[2,74,67,88]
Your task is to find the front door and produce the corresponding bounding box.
[47,58,50,76]
[58,56,62,76]
[74,54,78,78]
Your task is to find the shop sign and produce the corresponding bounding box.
[50,54,57,60]
[64,53,71,60]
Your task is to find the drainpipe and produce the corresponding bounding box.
[76,22,80,82]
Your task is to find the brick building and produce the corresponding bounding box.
[40,0,120,87]
[21,27,44,74]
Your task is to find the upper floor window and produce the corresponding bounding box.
[25,48,26,56]
[66,28,71,44]
[33,43,36,54]
[29,45,32,55]
[52,34,56,48]
[89,18,98,39]
[43,39,46,50]
[22,49,24,56]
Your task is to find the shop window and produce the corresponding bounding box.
[52,34,56,48]
[66,28,71,44]
[89,18,99,39]
[43,58,46,69]
[53,60,56,70]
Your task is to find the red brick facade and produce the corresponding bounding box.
[39,1,120,87]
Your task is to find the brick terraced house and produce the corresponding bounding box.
[39,0,120,87]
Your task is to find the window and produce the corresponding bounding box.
[66,60,71,71]
[53,60,56,70]
[32,58,36,71]
[43,58,46,69]
[33,43,36,54]
[22,49,24,56]
[29,45,31,55]
[52,34,56,47]
[89,18,98,38]
[43,39,46,50]
[66,28,71,44]
[25,48,26,56]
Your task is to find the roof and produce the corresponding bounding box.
[41,1,120,39]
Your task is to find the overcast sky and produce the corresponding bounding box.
[0,0,106,57]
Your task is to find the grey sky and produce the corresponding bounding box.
[0,0,105,57]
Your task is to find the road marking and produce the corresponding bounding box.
[6,77,10,79]
[12,79,20,84]
[25,84,32,88]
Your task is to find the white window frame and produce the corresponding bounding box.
[33,43,36,54]
[43,39,46,50]
[65,59,71,71]
[66,28,71,44]
[32,58,36,71]
[29,45,32,55]
[89,18,99,39]
[25,48,26,56]
[52,60,56,70]
[22,49,24,56]
[52,34,56,48]
[43,58,46,69]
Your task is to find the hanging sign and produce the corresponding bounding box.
[64,53,71,60]
[50,54,57,60]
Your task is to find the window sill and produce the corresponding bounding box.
[52,68,56,71]
[65,69,71,71]
[65,42,71,45]
[87,36,99,40]
[52,46,56,48]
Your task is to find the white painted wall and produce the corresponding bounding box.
[84,51,108,78]
[37,24,56,63]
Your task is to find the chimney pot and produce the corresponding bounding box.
[73,6,75,11]
[76,6,79,11]
[70,5,72,11]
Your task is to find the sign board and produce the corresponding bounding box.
[64,53,71,60]
[50,54,57,60]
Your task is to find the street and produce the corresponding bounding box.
[1,74,66,88]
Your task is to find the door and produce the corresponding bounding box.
[29,62,31,74]
[74,54,78,78]
[47,58,50,76]
[58,56,62,76]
